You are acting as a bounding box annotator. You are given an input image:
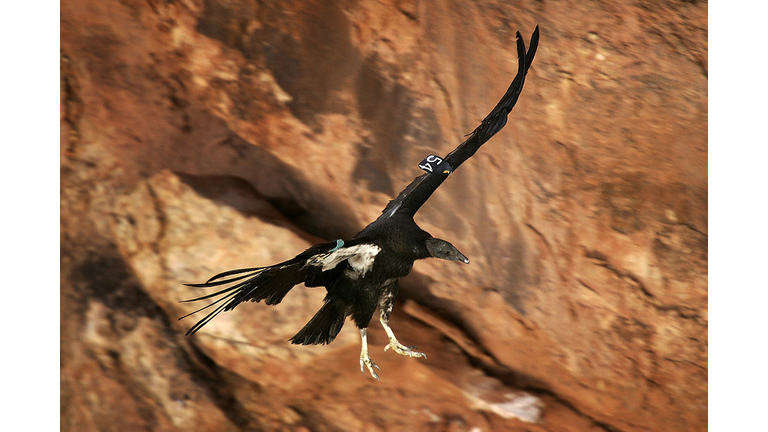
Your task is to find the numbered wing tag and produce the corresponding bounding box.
[418,154,453,174]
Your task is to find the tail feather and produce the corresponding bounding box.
[289,299,348,345]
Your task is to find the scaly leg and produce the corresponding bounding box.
[359,328,380,380]
[380,307,427,359]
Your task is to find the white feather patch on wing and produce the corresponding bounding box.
[307,244,381,277]
[381,202,402,219]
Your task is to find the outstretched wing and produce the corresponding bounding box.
[180,238,378,335]
[376,26,539,222]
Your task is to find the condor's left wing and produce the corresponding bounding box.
[179,237,377,336]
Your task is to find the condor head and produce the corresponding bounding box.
[425,238,470,264]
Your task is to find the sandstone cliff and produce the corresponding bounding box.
[61,0,707,430]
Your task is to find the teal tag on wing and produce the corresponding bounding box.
[329,239,344,252]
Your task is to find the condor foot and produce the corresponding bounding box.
[384,341,427,359]
[360,350,381,380]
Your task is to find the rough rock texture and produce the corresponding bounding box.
[61,0,707,430]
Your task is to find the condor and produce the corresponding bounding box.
[182,26,539,380]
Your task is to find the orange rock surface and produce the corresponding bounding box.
[61,1,707,430]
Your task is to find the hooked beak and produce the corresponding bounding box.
[456,250,470,264]
[426,238,470,264]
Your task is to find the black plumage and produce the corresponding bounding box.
[181,27,539,380]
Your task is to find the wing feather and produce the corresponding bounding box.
[374,26,539,222]
[180,238,379,335]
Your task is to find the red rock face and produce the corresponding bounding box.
[61,0,707,430]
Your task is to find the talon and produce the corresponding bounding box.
[365,359,380,380]
[384,341,428,359]
[379,318,427,361]
[360,352,381,380]
[359,328,380,380]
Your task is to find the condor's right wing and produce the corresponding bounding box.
[374,26,539,223]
